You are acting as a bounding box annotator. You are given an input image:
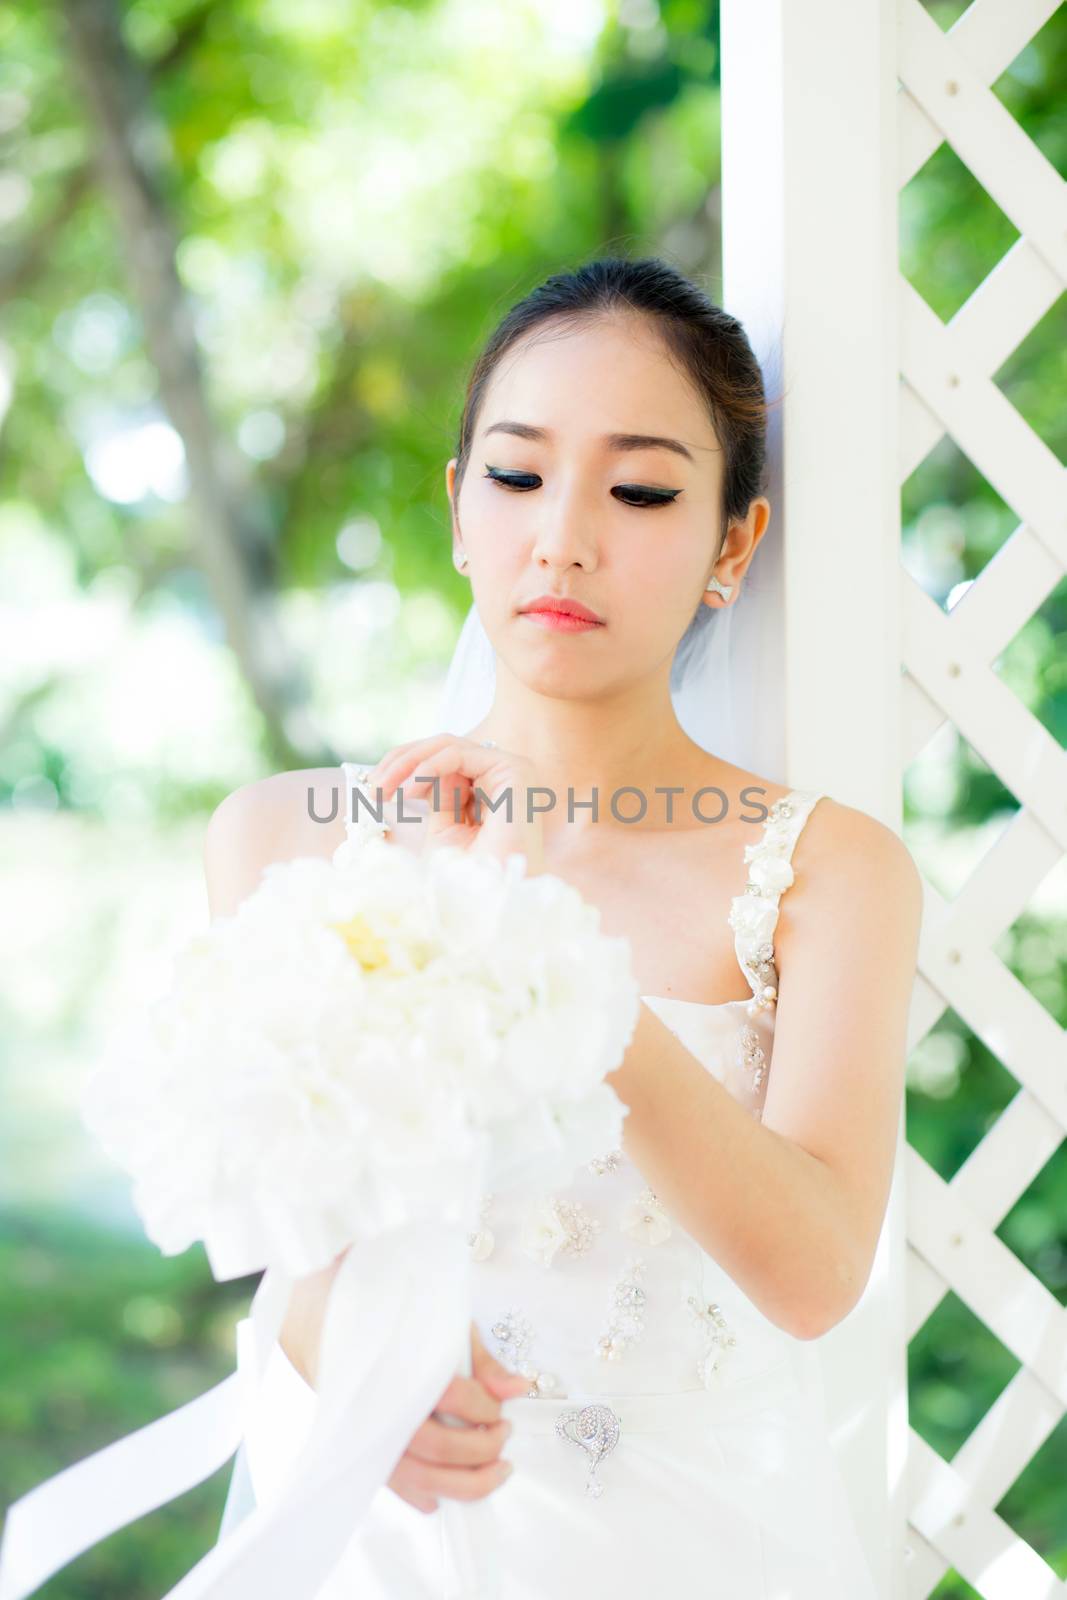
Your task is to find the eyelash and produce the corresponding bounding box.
[482,465,681,509]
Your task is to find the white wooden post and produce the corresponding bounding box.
[720,1,907,1593]
[721,2,1067,1597]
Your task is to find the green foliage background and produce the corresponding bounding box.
[0,1,1063,1593]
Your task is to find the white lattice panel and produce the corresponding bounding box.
[897,2,1067,1594]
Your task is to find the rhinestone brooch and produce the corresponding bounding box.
[555,1403,621,1498]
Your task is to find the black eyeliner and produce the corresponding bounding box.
[483,465,681,503]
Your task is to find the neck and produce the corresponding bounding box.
[471,659,720,839]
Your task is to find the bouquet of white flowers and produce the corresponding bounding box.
[0,791,639,1600]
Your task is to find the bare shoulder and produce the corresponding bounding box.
[204,765,350,920]
[777,790,924,955]
[687,755,922,914]
[801,792,921,885]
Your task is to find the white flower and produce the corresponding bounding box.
[81,830,639,1281]
[746,854,794,898]
[743,819,793,861]
[698,1348,732,1389]
[620,1188,672,1245]
[727,895,778,946]
[467,1227,495,1262]
[681,1282,738,1390]
[519,1199,571,1266]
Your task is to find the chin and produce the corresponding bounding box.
[517,654,621,701]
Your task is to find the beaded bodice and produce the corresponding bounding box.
[340,766,826,1401]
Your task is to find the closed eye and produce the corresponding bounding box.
[482,465,680,509]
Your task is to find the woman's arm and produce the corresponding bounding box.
[274,1256,344,1389]
[605,802,924,1341]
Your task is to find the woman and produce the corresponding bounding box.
[207,256,923,1595]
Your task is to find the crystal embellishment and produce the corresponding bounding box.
[684,1290,738,1388]
[345,767,393,840]
[520,1196,603,1267]
[555,1403,621,1498]
[467,1192,495,1261]
[596,1256,648,1361]
[619,1188,671,1245]
[745,984,777,1019]
[489,1308,562,1398]
[725,791,823,1021]
[744,938,777,998]
[587,1148,623,1176]
[737,1026,767,1093]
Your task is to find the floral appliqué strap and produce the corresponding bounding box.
[726,789,826,1019]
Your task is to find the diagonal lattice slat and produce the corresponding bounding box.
[908,1428,1063,1599]
[902,578,1067,839]
[899,3,1067,275]
[908,1151,1067,1401]
[895,1,1067,1593]
[896,0,1062,186]
[900,279,1067,566]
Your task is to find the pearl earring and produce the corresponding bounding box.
[455,551,469,570]
[705,575,733,599]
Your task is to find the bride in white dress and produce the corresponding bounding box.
[207,256,923,1596]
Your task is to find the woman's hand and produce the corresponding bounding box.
[281,1264,527,1515]
[367,734,546,872]
[387,1322,529,1514]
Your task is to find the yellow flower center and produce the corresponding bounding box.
[329,914,392,972]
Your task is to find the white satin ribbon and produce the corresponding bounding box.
[0,1373,244,1600]
[435,1320,502,1599]
[0,1149,502,1599]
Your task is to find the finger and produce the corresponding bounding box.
[471,1321,532,1392]
[381,741,501,803]
[386,1473,439,1516]
[470,1332,533,1398]
[406,1415,512,1468]
[361,741,423,793]
[364,739,456,808]
[366,737,444,775]
[401,766,476,824]
[398,761,504,834]
[397,1456,514,1503]
[422,787,476,842]
[368,736,461,795]
[434,1372,502,1424]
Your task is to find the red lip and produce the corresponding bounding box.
[519,595,606,624]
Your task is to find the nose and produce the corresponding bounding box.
[529,481,600,575]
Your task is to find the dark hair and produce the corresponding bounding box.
[452,255,776,543]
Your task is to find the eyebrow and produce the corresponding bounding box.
[483,420,695,464]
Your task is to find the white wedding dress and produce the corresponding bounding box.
[237,767,880,1598]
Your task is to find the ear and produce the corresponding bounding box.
[701,498,773,610]
[446,458,463,541]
